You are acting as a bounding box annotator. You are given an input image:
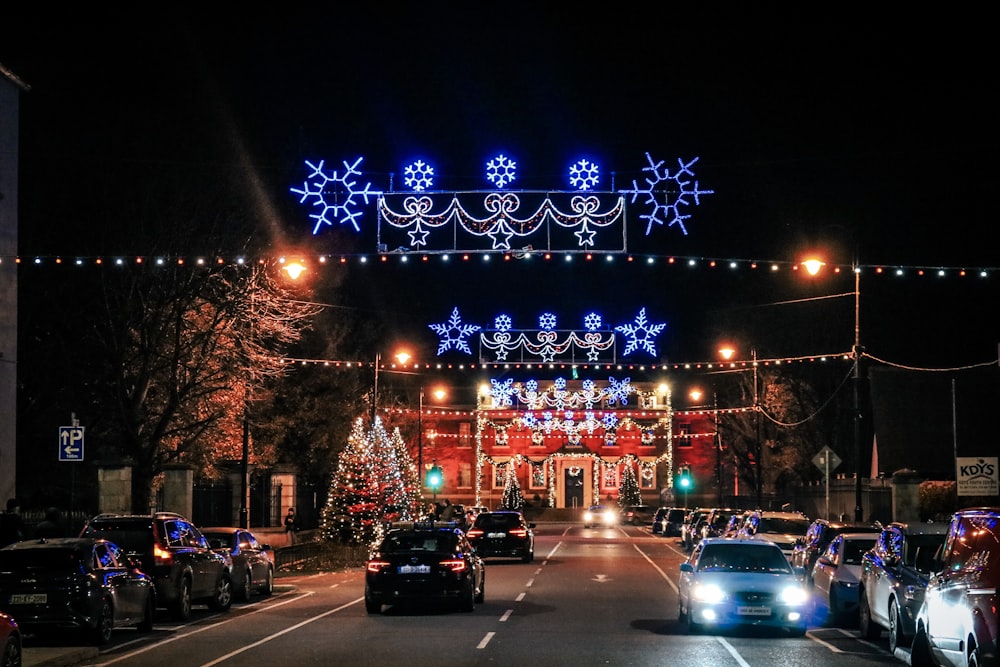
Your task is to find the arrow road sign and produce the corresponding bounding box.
[812,446,842,473]
[58,426,85,461]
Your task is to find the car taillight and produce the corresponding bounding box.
[509,527,527,538]
[153,543,173,566]
[440,558,466,572]
[366,559,390,573]
[466,528,484,539]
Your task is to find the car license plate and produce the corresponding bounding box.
[9,593,47,604]
[737,606,770,616]
[398,564,430,574]
[487,532,506,538]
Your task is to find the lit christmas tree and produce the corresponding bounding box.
[499,459,525,510]
[320,416,422,547]
[618,458,642,508]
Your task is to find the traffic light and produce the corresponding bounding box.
[426,464,443,491]
[677,466,693,490]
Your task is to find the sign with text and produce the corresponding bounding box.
[956,457,998,496]
[58,426,85,461]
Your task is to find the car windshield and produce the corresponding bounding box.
[697,544,792,574]
[904,534,947,571]
[476,514,521,529]
[757,518,811,534]
[380,533,456,553]
[842,539,876,565]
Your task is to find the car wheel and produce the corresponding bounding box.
[209,573,233,612]
[172,578,192,620]
[858,589,880,640]
[138,592,155,633]
[910,626,934,667]
[677,600,687,623]
[239,568,252,603]
[89,599,114,646]
[459,579,475,612]
[262,566,274,596]
[968,644,981,667]
[1,634,20,667]
[364,589,381,614]
[888,601,907,653]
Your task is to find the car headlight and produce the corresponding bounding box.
[584,512,594,522]
[692,583,726,604]
[779,584,809,605]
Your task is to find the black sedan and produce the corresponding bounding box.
[0,537,155,645]
[365,523,485,614]
[201,527,274,602]
[466,511,535,562]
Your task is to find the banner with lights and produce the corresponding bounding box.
[429,307,665,363]
[290,152,713,253]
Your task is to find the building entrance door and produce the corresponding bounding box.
[564,466,585,508]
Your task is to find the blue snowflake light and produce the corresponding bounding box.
[403,159,435,192]
[623,153,715,236]
[289,157,380,234]
[568,159,600,191]
[539,313,557,330]
[583,312,603,331]
[494,314,513,332]
[429,307,482,355]
[615,308,667,357]
[485,154,517,189]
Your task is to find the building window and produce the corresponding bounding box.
[458,462,472,488]
[602,465,619,490]
[458,422,472,447]
[640,464,656,489]
[530,464,546,489]
[675,423,692,448]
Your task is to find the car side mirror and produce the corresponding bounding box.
[817,555,833,567]
[680,562,694,573]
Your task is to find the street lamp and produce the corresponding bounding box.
[803,255,863,522]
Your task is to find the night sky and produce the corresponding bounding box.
[4,8,998,370]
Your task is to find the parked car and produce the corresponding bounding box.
[0,537,155,645]
[80,512,233,620]
[466,511,535,562]
[365,523,484,614]
[678,537,810,636]
[791,519,879,583]
[811,532,878,626]
[621,505,655,526]
[1,611,20,667]
[858,520,948,652]
[723,511,750,538]
[582,505,618,529]
[680,509,707,550]
[912,507,1000,667]
[737,510,812,558]
[653,507,687,536]
[700,508,742,542]
[201,527,274,602]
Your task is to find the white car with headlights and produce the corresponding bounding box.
[678,537,810,635]
[810,532,878,626]
[582,505,618,529]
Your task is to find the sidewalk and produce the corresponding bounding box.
[23,645,99,667]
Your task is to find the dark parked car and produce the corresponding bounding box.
[365,523,484,614]
[1,610,21,667]
[655,507,688,537]
[201,527,274,602]
[0,537,155,645]
[621,505,655,526]
[80,512,233,620]
[858,520,948,652]
[466,511,535,562]
[699,508,742,542]
[912,507,1000,667]
[791,518,879,583]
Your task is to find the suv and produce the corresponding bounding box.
[621,505,655,526]
[737,510,812,558]
[791,519,879,582]
[80,512,233,620]
[466,511,535,562]
[912,507,1000,667]
[653,507,687,536]
[858,520,948,652]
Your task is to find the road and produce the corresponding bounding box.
[23,522,912,666]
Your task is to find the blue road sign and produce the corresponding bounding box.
[58,426,85,461]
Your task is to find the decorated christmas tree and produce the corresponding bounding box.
[499,460,525,510]
[618,457,642,508]
[320,416,422,547]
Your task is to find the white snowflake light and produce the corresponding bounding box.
[428,307,482,355]
[403,159,435,192]
[568,158,600,191]
[485,154,517,189]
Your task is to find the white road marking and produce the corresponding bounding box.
[477,632,496,649]
[499,609,513,622]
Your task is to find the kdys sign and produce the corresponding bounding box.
[956,457,998,496]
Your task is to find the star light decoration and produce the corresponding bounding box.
[432,308,665,363]
[290,151,712,250]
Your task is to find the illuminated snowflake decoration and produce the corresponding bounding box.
[403,160,435,192]
[605,376,635,406]
[602,413,619,430]
[583,312,603,331]
[622,153,715,236]
[539,313,557,330]
[486,154,517,189]
[489,378,515,408]
[554,377,567,390]
[428,307,482,355]
[569,159,600,191]
[289,157,381,234]
[494,314,513,332]
[615,308,667,356]
[525,379,538,393]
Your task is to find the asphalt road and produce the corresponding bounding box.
[22,522,913,666]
